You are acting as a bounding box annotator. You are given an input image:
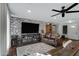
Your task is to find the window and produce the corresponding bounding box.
[63,25,67,34]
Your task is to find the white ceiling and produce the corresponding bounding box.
[8,3,79,24]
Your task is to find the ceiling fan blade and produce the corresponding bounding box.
[62,13,65,17]
[52,9,61,12]
[66,10,79,13]
[51,13,60,17]
[65,3,78,11]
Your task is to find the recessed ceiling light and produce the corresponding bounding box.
[71,25,75,28]
[27,10,31,13]
[68,20,72,23]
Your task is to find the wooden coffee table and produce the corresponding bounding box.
[48,41,79,56]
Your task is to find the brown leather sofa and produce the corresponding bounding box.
[41,33,63,47]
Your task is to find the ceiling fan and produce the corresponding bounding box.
[51,3,79,17]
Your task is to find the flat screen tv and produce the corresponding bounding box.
[21,22,39,33]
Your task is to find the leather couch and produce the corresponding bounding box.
[21,33,41,45]
[41,33,63,47]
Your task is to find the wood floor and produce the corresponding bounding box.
[7,40,79,56]
[48,41,79,56]
[7,47,17,56]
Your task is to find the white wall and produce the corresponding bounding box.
[57,22,79,40]
[57,24,63,35]
[68,24,79,40]
[78,24,79,39]
[0,3,7,56]
[0,3,2,56]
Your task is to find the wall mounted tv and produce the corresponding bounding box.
[21,22,39,33]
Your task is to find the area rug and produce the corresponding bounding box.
[17,42,55,56]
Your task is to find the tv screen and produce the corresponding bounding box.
[21,22,39,33]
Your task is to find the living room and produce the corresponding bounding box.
[0,3,79,56]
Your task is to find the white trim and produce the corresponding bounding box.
[6,4,11,55]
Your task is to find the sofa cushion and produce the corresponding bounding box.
[21,33,41,45]
[41,38,57,46]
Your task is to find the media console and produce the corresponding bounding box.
[11,33,41,47]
